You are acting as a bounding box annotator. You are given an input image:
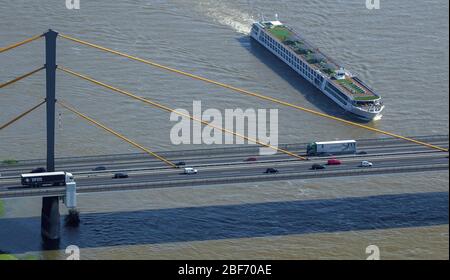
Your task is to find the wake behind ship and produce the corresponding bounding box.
[250,21,384,120]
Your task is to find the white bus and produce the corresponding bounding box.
[21,172,74,188]
[307,140,357,156]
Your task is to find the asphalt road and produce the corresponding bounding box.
[0,136,448,177]
[0,136,448,198]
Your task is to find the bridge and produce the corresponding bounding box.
[1,30,448,242]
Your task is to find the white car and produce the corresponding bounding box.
[360,161,373,167]
[184,167,198,175]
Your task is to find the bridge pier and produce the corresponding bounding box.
[41,196,60,241]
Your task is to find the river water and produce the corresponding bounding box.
[0,0,448,259]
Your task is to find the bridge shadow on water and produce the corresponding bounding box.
[0,191,448,254]
[237,36,372,123]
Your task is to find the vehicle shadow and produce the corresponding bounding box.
[237,36,372,124]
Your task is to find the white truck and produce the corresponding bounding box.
[307,140,357,156]
[21,171,74,188]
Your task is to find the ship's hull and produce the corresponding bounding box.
[348,104,384,121]
[250,26,383,121]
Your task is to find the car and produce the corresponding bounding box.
[360,161,373,168]
[31,167,46,173]
[184,167,198,175]
[113,172,129,179]
[175,161,186,167]
[245,157,257,162]
[93,166,106,171]
[264,168,279,174]
[358,151,368,155]
[311,164,326,170]
[327,159,342,165]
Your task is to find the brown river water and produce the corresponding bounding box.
[0,0,448,259]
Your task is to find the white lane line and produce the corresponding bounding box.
[224,172,247,176]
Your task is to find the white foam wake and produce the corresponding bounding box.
[196,1,256,34]
[373,114,383,121]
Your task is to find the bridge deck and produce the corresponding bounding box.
[0,136,448,199]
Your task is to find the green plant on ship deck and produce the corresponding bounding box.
[322,67,335,76]
[306,53,325,65]
[294,47,311,55]
[320,61,337,76]
[284,40,296,46]
[337,79,365,94]
[268,26,292,41]
[354,96,380,101]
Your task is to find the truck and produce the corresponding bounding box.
[21,171,74,188]
[307,140,357,156]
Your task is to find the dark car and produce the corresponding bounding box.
[245,157,257,162]
[113,173,129,179]
[93,166,107,171]
[311,164,326,170]
[264,168,279,174]
[31,167,46,173]
[175,162,186,167]
[358,151,368,155]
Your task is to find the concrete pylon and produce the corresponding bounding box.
[41,29,60,241]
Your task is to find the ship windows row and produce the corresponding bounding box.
[325,83,349,105]
[252,26,260,36]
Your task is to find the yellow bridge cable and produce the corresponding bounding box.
[58,66,306,160]
[0,66,45,89]
[57,101,178,169]
[0,100,46,131]
[0,34,44,54]
[59,34,449,153]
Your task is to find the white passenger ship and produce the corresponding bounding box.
[250,21,384,120]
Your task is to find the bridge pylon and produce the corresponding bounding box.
[41,29,60,241]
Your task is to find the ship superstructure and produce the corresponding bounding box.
[250,21,384,120]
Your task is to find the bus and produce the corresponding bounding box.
[307,140,357,156]
[21,172,74,188]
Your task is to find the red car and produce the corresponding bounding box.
[327,159,342,165]
[245,157,257,162]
